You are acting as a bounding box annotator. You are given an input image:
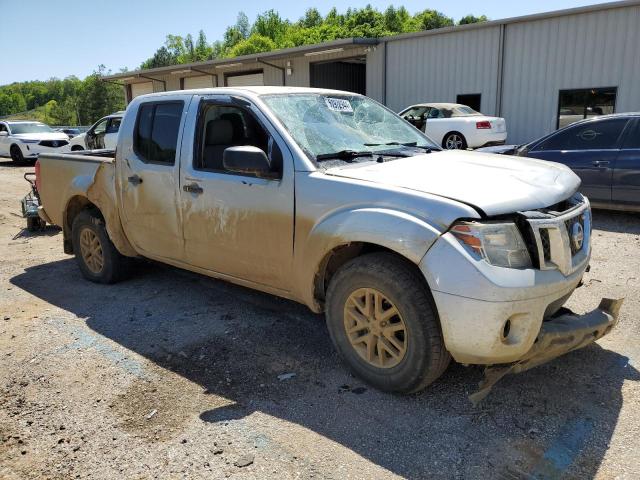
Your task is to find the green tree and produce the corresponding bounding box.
[459,14,489,25]
[228,34,277,57]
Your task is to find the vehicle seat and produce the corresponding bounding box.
[203,119,233,170]
[220,113,245,143]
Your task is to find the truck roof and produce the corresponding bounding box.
[133,86,360,100]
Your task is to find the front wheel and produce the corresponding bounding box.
[325,253,450,393]
[10,145,25,164]
[71,210,130,284]
[442,132,467,150]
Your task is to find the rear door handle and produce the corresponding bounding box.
[183,183,203,194]
[592,160,610,167]
[128,175,143,185]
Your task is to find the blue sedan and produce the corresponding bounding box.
[478,113,640,212]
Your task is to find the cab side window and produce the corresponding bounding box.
[0,124,8,133]
[195,103,282,178]
[134,102,184,165]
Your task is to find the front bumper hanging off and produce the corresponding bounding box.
[470,298,624,404]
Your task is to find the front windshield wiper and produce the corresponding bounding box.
[364,141,435,152]
[316,150,374,161]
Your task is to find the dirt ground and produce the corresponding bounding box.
[0,159,639,480]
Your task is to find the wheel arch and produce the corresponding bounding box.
[314,242,436,307]
[301,207,443,310]
[63,195,101,254]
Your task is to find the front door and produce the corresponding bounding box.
[118,99,187,261]
[527,118,629,204]
[86,118,108,150]
[179,95,294,291]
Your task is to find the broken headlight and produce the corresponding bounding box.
[450,221,532,269]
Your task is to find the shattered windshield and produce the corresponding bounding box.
[261,93,439,161]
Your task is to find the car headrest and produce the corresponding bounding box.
[205,119,233,145]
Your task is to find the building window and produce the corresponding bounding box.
[456,94,481,112]
[557,87,617,129]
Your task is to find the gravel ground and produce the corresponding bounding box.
[1,159,639,479]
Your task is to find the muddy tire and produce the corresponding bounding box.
[71,210,130,284]
[10,145,25,164]
[325,252,450,393]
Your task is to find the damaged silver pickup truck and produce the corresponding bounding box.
[36,87,622,399]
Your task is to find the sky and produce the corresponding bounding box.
[0,0,609,85]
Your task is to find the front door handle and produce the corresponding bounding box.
[128,174,143,185]
[592,160,610,167]
[183,183,203,194]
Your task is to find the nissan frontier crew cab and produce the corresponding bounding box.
[36,87,622,400]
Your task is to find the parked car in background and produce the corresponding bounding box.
[56,127,82,138]
[68,111,124,151]
[0,121,69,163]
[399,103,507,150]
[36,87,620,399]
[477,113,640,212]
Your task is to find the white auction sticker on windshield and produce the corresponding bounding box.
[325,97,353,113]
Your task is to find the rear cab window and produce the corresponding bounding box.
[134,102,184,164]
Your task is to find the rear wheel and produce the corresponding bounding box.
[71,210,130,284]
[325,253,450,393]
[10,145,25,164]
[442,132,467,150]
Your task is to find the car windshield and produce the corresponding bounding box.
[9,123,54,134]
[261,93,439,161]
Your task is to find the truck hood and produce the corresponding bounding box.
[323,150,580,216]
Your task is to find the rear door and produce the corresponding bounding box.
[0,123,10,155]
[612,118,640,208]
[118,98,187,261]
[178,94,294,291]
[527,118,629,204]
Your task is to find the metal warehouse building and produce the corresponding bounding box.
[104,0,640,144]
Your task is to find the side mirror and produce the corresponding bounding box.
[0,131,8,137]
[223,146,273,177]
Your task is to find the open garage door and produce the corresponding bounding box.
[226,71,264,87]
[183,75,216,89]
[310,58,366,95]
[131,82,154,99]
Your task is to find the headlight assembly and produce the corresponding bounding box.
[450,221,532,269]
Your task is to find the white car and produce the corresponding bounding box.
[0,121,70,163]
[399,103,507,150]
[68,111,124,151]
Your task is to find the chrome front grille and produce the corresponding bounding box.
[526,195,591,275]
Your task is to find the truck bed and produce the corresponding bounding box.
[38,150,136,257]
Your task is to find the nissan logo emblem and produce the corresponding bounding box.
[52,141,58,147]
[571,222,584,251]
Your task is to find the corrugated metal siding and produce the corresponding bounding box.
[384,26,502,115]
[501,5,640,144]
[366,44,385,103]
